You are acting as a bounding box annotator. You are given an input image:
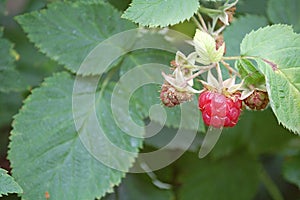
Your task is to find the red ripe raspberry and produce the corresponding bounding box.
[198,91,242,128]
[244,90,269,110]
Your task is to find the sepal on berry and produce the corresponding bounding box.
[162,67,200,94]
[200,70,243,95]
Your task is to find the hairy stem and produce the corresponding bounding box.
[197,13,208,32]
[221,60,241,78]
[192,16,205,32]
[215,63,223,93]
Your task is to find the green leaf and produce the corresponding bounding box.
[15,1,136,73]
[177,153,260,200]
[0,168,23,197]
[9,72,142,200]
[0,29,26,92]
[194,30,225,65]
[223,15,268,57]
[240,25,300,134]
[267,0,300,33]
[104,174,174,200]
[283,155,300,188]
[236,59,265,86]
[122,0,199,27]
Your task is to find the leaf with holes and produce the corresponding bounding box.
[241,25,300,134]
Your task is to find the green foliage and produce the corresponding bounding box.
[267,0,300,33]
[241,25,300,135]
[16,1,136,73]
[283,155,300,188]
[177,153,260,200]
[122,0,199,27]
[0,29,26,92]
[237,0,268,16]
[8,73,142,200]
[236,59,265,86]
[0,168,23,197]
[223,15,268,57]
[1,0,300,199]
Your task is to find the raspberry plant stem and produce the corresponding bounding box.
[179,64,215,88]
[197,13,208,32]
[192,16,205,32]
[216,62,224,93]
[221,60,241,77]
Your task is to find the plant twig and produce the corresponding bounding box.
[192,16,205,31]
[197,13,208,32]
[221,60,240,78]
[215,63,223,92]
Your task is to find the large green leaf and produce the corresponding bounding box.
[122,0,199,27]
[240,25,300,134]
[267,0,300,33]
[0,29,26,92]
[15,1,136,73]
[177,153,260,200]
[9,72,142,200]
[0,168,23,197]
[103,174,174,200]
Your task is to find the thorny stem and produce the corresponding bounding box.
[221,60,241,78]
[215,63,223,93]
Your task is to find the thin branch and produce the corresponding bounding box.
[221,60,241,78]
[215,63,223,93]
[192,16,205,31]
[214,24,226,35]
[197,13,208,32]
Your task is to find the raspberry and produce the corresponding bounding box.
[243,90,269,110]
[160,83,193,107]
[198,91,242,128]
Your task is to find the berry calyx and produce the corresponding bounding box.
[198,90,242,128]
[243,90,269,110]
